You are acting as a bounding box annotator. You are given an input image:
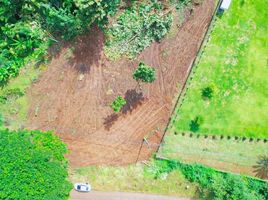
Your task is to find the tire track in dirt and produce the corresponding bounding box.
[27,0,215,166]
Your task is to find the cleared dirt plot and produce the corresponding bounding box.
[27,0,215,166]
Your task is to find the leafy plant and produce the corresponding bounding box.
[0,22,48,85]
[189,116,203,132]
[201,86,213,100]
[111,96,126,113]
[133,62,156,83]
[0,129,72,200]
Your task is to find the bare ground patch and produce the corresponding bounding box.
[27,0,215,167]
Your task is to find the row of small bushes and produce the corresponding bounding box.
[174,132,268,143]
[149,159,268,200]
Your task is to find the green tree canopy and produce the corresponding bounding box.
[0,129,72,200]
[0,0,121,85]
[133,62,156,83]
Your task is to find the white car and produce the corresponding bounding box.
[74,183,91,192]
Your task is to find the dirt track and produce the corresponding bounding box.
[27,0,215,167]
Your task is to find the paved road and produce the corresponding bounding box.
[71,190,191,200]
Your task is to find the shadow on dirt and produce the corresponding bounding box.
[69,26,104,74]
[46,25,104,74]
[103,113,119,131]
[122,89,145,114]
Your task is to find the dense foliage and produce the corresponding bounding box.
[133,62,156,83]
[0,129,72,200]
[149,159,268,200]
[0,21,48,86]
[111,96,126,112]
[0,0,120,85]
[105,1,173,59]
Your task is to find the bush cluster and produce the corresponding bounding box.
[149,159,268,200]
[0,129,72,200]
[133,62,156,83]
[105,1,173,59]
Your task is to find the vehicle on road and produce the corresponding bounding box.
[74,183,91,192]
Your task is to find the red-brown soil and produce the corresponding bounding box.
[27,0,215,167]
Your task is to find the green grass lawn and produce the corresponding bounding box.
[158,133,268,177]
[0,64,42,130]
[70,162,199,198]
[171,0,268,138]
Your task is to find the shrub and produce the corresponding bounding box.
[111,96,126,113]
[189,116,203,132]
[105,1,173,59]
[201,86,213,100]
[150,159,268,200]
[133,62,156,83]
[0,129,72,199]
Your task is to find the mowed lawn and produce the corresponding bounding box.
[158,133,268,177]
[171,0,268,138]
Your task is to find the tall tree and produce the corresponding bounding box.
[133,62,156,90]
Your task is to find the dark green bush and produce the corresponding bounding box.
[189,116,203,132]
[0,129,72,200]
[133,62,156,83]
[201,86,213,100]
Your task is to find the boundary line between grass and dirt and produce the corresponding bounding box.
[156,0,222,153]
[155,156,268,183]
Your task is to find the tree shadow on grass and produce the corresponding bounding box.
[253,155,268,180]
[122,89,145,115]
[103,113,119,131]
